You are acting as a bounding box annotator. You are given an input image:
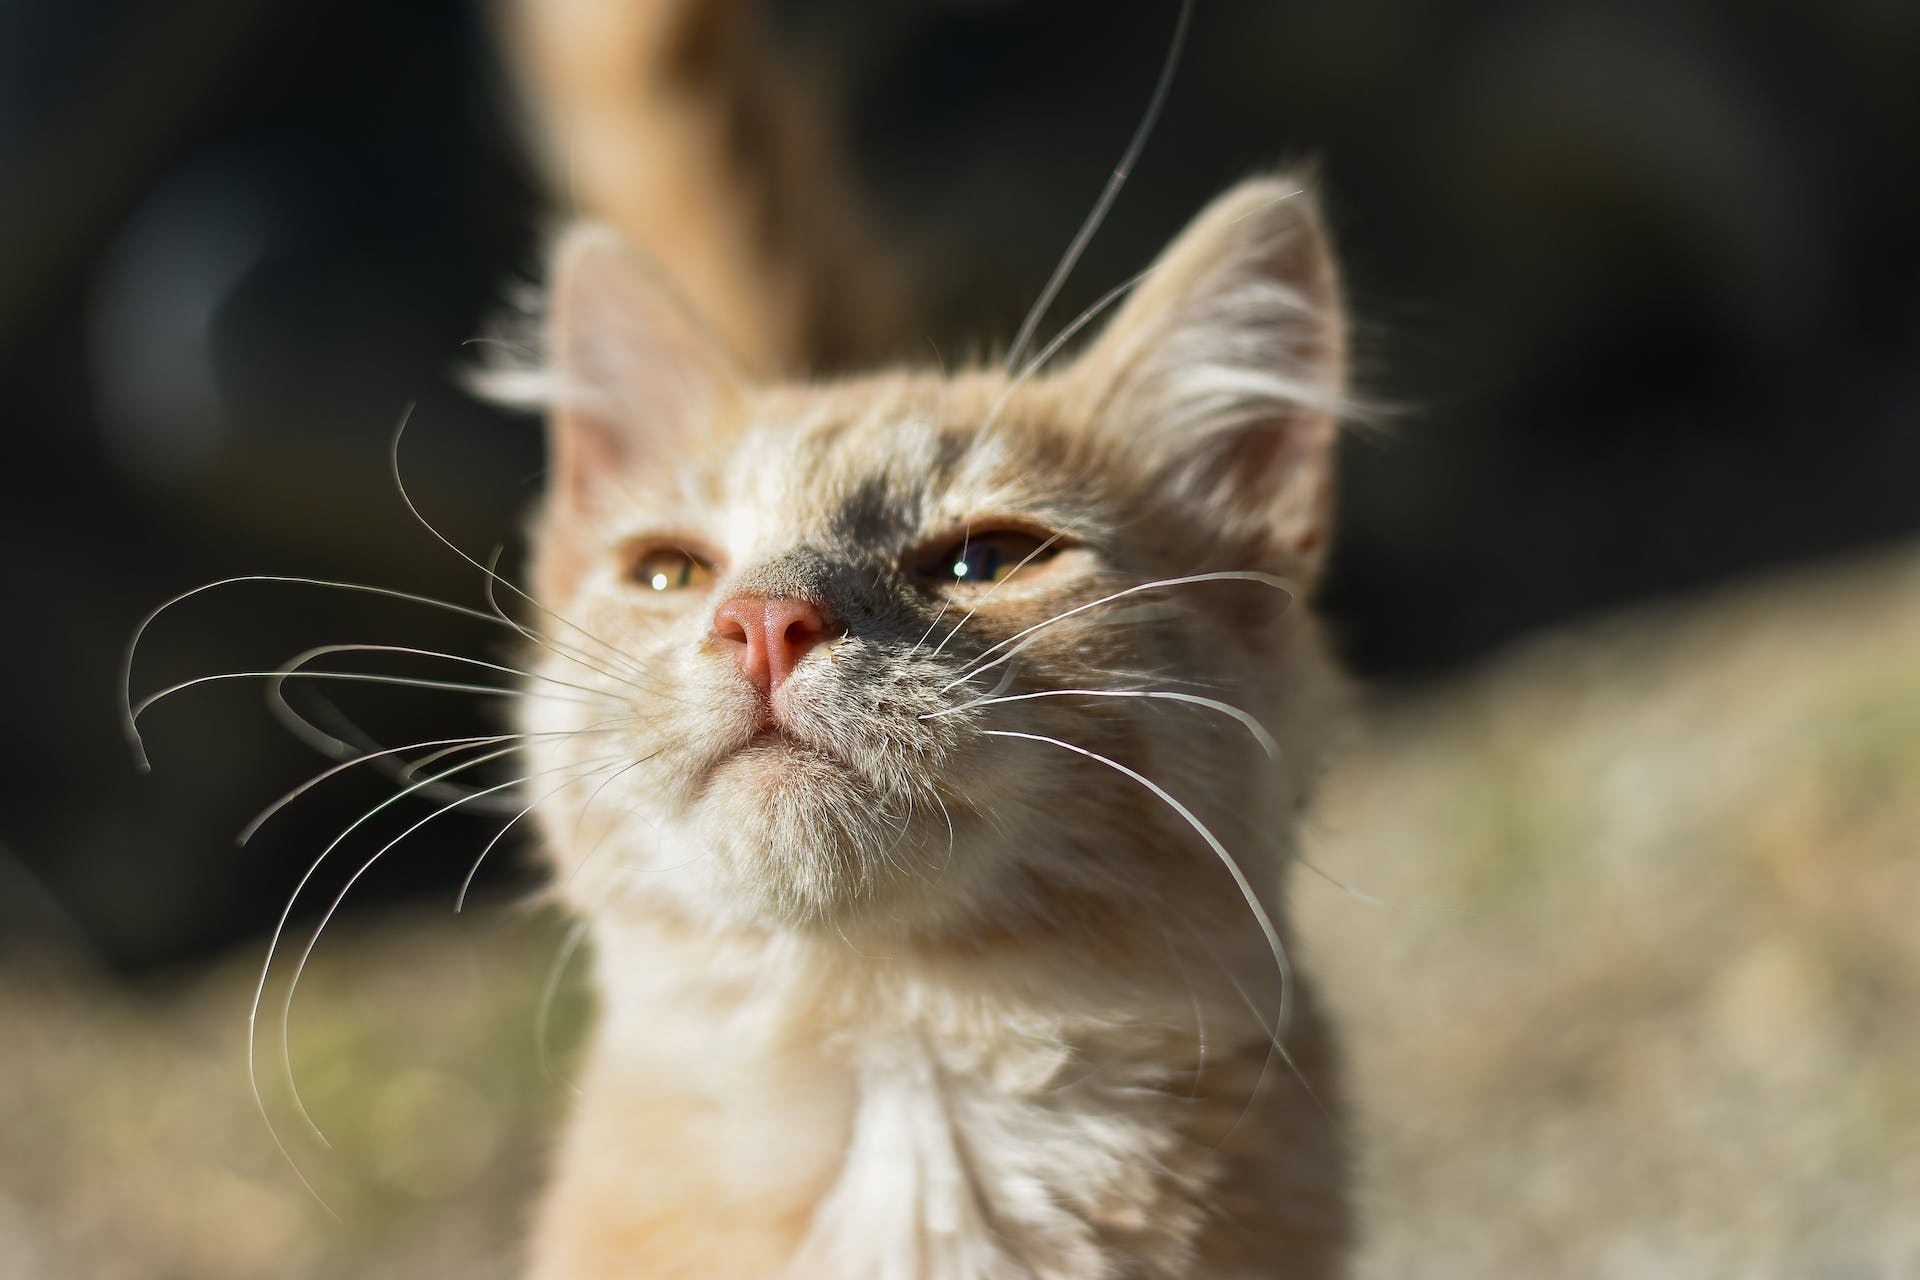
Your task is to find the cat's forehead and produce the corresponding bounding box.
[709,372,1091,548]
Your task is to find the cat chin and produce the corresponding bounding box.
[665,752,989,934]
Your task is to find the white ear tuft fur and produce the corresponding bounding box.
[1068,178,1347,571]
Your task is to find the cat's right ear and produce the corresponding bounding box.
[1059,179,1347,579]
[542,224,743,512]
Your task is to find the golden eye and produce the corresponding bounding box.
[627,545,717,593]
[921,529,1059,588]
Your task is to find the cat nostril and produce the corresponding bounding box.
[712,594,834,697]
[712,602,754,648]
[770,600,827,648]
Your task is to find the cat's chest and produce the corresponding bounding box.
[790,1037,1194,1279]
[551,946,1208,1280]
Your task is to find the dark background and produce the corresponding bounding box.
[4,0,1916,973]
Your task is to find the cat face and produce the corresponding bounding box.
[510,179,1347,945]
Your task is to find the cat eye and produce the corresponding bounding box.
[919,529,1060,589]
[626,544,717,593]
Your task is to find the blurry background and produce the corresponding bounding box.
[2,0,1916,1276]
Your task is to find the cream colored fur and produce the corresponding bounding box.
[503,178,1356,1278]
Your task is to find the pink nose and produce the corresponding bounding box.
[711,595,833,698]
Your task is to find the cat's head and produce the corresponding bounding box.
[506,178,1347,950]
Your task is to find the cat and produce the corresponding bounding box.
[486,2,1355,1275]
[503,181,1352,1279]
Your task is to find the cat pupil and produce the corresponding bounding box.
[962,546,1001,580]
[935,532,1051,588]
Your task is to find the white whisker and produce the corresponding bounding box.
[931,788,957,867]
[927,532,1063,658]
[258,640,655,804]
[1014,267,1151,385]
[251,637,637,780]
[570,753,651,846]
[454,781,566,913]
[121,573,575,770]
[974,268,1155,449]
[274,641,628,704]
[1293,854,1482,919]
[909,523,970,654]
[927,688,1278,759]
[401,736,530,783]
[130,668,604,736]
[537,914,593,1091]
[1149,917,1210,1099]
[389,406,658,688]
[551,734,703,897]
[1003,0,1193,370]
[979,728,1293,1054]
[279,751,629,1147]
[1203,941,1338,1146]
[259,683,532,813]
[241,732,519,846]
[240,721,636,846]
[480,543,661,692]
[1208,961,1285,1151]
[940,571,1295,694]
[245,740,529,1185]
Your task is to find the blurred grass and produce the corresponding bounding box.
[7,546,1919,1276]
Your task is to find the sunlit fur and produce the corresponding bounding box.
[509,179,1354,1279]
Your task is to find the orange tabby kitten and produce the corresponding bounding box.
[498,179,1349,1276]
[494,4,1353,1277]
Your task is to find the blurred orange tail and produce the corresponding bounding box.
[498,0,900,377]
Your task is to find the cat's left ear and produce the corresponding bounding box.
[1065,178,1346,577]
[541,224,745,514]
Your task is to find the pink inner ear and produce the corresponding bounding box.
[541,225,745,517]
[1052,178,1345,571]
[550,406,630,511]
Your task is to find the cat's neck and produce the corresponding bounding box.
[529,904,1347,1280]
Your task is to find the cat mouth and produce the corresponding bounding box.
[685,707,875,805]
[743,725,845,766]
[706,723,854,777]
[747,726,800,750]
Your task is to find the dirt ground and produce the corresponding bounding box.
[1305,545,1920,1278]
